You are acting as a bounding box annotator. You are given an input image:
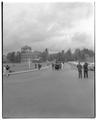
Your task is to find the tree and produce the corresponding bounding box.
[73,48,94,61]
[15,51,21,63]
[41,48,49,62]
[61,50,65,61]
[81,48,94,57]
[65,49,73,61]
[7,51,21,63]
[73,49,81,61]
[7,52,15,63]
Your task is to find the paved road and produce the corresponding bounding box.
[3,63,94,118]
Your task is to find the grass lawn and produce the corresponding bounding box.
[3,62,49,72]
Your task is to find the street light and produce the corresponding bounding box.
[28,58,31,69]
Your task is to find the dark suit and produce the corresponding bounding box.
[77,64,82,79]
[83,63,88,78]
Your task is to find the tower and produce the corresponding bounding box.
[21,45,32,63]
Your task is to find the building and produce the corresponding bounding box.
[21,45,33,63]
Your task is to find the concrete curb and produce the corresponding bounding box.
[3,65,51,76]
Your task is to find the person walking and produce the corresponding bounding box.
[83,62,88,78]
[35,63,37,69]
[38,63,42,70]
[6,65,10,77]
[61,62,63,70]
[52,63,55,70]
[77,62,82,79]
[59,62,61,70]
[3,66,6,75]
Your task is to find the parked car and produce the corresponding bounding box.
[88,63,95,71]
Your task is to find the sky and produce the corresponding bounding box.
[3,2,94,54]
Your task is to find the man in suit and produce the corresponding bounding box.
[77,62,82,79]
[83,62,88,78]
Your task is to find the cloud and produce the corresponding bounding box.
[3,2,94,54]
[70,32,94,49]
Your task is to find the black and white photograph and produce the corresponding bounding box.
[2,1,95,118]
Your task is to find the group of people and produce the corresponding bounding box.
[77,62,88,79]
[3,62,89,79]
[35,63,42,70]
[52,62,64,70]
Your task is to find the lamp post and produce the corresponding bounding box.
[28,58,31,69]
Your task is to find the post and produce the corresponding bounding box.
[28,58,31,69]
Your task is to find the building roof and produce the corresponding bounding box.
[21,45,32,51]
[21,45,32,50]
